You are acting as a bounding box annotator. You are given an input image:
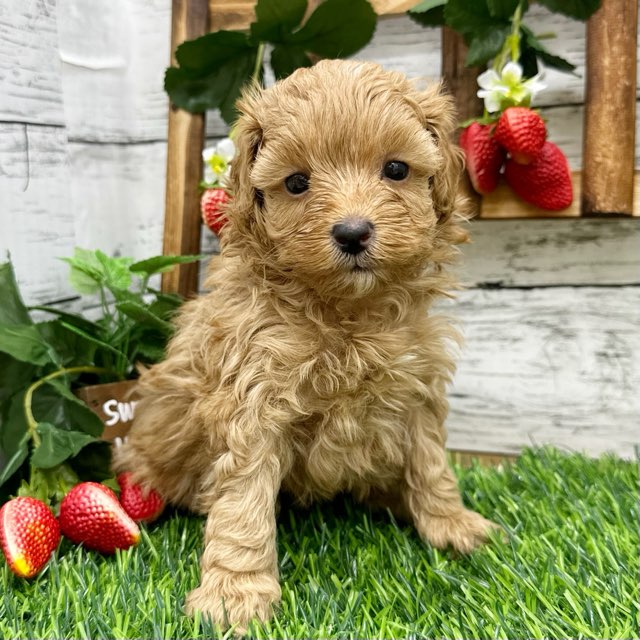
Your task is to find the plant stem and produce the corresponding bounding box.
[252,41,265,87]
[23,366,110,447]
[492,0,526,71]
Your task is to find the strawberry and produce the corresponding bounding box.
[504,141,573,210]
[59,482,139,554]
[117,473,165,523]
[494,107,546,164]
[459,122,505,195]
[201,188,230,235]
[0,497,60,578]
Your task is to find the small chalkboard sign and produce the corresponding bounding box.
[75,380,139,441]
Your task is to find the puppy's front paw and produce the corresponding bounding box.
[185,572,280,633]
[419,508,502,554]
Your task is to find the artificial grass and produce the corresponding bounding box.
[1,447,638,639]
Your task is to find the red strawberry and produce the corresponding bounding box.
[117,473,165,523]
[494,107,546,164]
[201,188,230,235]
[59,482,139,554]
[459,123,505,195]
[0,497,60,578]
[504,141,573,210]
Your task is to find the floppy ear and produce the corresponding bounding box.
[413,84,469,243]
[224,85,265,244]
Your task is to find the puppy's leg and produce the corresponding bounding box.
[185,442,284,631]
[404,404,499,553]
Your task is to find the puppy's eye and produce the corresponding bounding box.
[383,161,409,181]
[284,173,310,195]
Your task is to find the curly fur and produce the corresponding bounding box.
[113,60,497,631]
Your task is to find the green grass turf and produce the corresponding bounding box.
[1,447,638,639]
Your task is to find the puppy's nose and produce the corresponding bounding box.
[331,218,374,255]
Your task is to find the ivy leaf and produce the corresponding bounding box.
[67,441,113,482]
[0,323,53,366]
[60,248,103,295]
[536,0,600,20]
[32,422,97,470]
[129,254,204,277]
[0,260,32,326]
[37,321,96,367]
[165,31,258,124]
[57,320,128,361]
[289,0,377,58]
[271,45,313,79]
[521,26,577,74]
[251,0,308,42]
[466,24,511,66]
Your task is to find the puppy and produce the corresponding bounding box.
[114,59,497,630]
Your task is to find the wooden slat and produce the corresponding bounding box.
[210,0,418,30]
[480,171,640,219]
[162,0,209,297]
[581,0,638,216]
[441,27,483,216]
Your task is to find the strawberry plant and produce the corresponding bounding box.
[410,0,601,209]
[0,250,200,507]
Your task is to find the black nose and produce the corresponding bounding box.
[331,218,374,255]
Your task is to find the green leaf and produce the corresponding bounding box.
[409,0,447,12]
[129,254,204,277]
[444,0,496,35]
[521,26,577,74]
[115,301,174,335]
[251,0,308,42]
[58,321,128,361]
[32,422,97,469]
[0,432,29,487]
[165,31,258,124]
[536,0,600,20]
[271,45,313,79]
[95,251,133,292]
[0,323,53,366]
[67,441,113,482]
[0,352,35,405]
[289,0,377,58]
[147,297,181,322]
[408,6,445,26]
[134,338,166,363]
[30,306,106,338]
[486,0,522,19]
[37,321,97,367]
[31,384,105,438]
[60,248,104,295]
[465,24,511,66]
[0,260,32,326]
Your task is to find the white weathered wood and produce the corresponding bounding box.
[0,0,65,126]
[0,124,75,304]
[57,0,171,142]
[443,286,640,459]
[66,141,166,260]
[459,218,640,287]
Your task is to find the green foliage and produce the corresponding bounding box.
[0,250,200,505]
[0,448,637,637]
[165,0,377,125]
[410,0,599,72]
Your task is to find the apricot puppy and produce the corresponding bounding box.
[114,59,497,630]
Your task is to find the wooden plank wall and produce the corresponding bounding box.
[0,2,638,458]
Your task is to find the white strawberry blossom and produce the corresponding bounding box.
[477,61,546,113]
[202,137,235,187]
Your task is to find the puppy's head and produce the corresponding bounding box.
[224,60,466,300]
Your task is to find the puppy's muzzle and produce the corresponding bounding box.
[331,218,374,255]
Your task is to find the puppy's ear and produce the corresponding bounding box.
[414,84,466,227]
[226,85,265,238]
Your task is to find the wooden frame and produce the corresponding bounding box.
[162,0,639,297]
